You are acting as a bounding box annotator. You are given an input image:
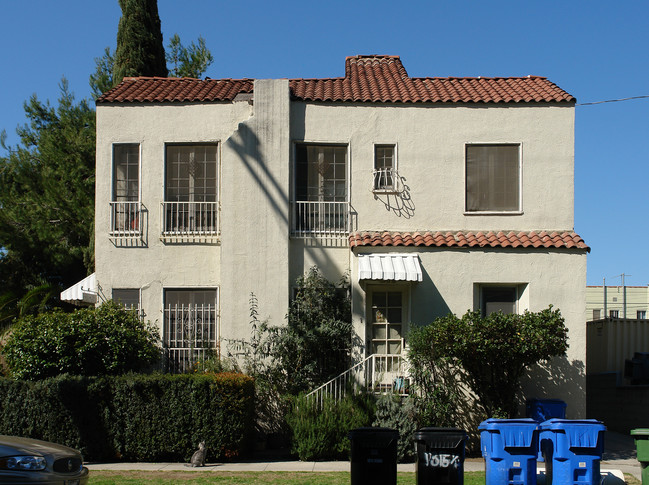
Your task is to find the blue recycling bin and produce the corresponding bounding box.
[526,399,567,423]
[538,419,606,485]
[479,418,539,485]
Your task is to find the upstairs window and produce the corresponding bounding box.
[295,144,347,202]
[374,145,396,191]
[163,144,218,236]
[292,144,349,237]
[638,311,647,319]
[111,144,141,236]
[466,144,520,212]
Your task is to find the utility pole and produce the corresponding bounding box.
[603,277,607,318]
[616,273,632,319]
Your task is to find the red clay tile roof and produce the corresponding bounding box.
[97,55,575,105]
[97,77,254,103]
[349,231,589,251]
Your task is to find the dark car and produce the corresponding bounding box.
[0,435,89,484]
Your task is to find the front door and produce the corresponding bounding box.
[367,287,407,391]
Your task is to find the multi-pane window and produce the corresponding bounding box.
[293,144,348,236]
[638,311,647,319]
[295,144,347,202]
[609,310,619,318]
[164,289,218,372]
[370,291,403,356]
[374,145,395,191]
[466,144,520,212]
[163,145,218,235]
[481,286,518,315]
[111,144,140,235]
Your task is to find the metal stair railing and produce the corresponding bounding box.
[305,353,408,407]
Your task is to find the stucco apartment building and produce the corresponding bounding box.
[82,55,589,415]
[587,285,649,320]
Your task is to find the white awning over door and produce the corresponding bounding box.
[60,273,97,305]
[357,254,422,282]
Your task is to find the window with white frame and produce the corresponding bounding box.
[163,289,218,373]
[610,309,619,318]
[466,144,521,212]
[373,144,396,191]
[293,144,348,236]
[111,144,141,235]
[163,144,218,236]
[638,310,647,319]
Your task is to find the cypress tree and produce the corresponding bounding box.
[113,0,167,84]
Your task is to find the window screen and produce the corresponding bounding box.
[466,144,520,211]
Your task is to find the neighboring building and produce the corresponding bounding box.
[586,285,649,320]
[66,55,589,416]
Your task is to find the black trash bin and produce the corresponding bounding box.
[413,428,467,485]
[349,427,399,485]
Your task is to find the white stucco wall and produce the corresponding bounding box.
[292,102,575,232]
[95,100,253,331]
[351,246,588,417]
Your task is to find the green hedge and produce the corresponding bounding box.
[0,372,254,462]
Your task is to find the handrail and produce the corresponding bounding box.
[305,354,374,407]
[305,353,408,407]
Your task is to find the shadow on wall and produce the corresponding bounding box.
[518,356,585,419]
[372,172,416,219]
[409,264,452,325]
[226,121,350,277]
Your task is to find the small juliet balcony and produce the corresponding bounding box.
[291,200,350,238]
[161,201,219,238]
[110,201,143,238]
[372,167,403,193]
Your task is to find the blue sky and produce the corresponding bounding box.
[0,1,647,286]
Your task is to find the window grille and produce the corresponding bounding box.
[163,298,218,373]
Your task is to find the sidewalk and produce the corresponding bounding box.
[85,431,641,481]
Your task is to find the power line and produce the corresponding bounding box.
[577,95,649,106]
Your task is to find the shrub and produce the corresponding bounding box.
[287,393,375,461]
[372,394,418,462]
[2,301,160,379]
[259,267,353,395]
[0,372,255,462]
[409,306,568,418]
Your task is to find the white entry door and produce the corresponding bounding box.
[367,287,408,391]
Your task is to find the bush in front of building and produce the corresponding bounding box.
[409,306,569,419]
[286,393,375,461]
[0,372,255,462]
[1,301,160,379]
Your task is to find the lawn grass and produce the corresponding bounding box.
[89,470,487,484]
[89,470,639,484]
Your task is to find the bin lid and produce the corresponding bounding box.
[526,398,567,406]
[631,429,649,437]
[478,419,538,448]
[348,427,398,447]
[539,419,606,448]
[413,428,467,447]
